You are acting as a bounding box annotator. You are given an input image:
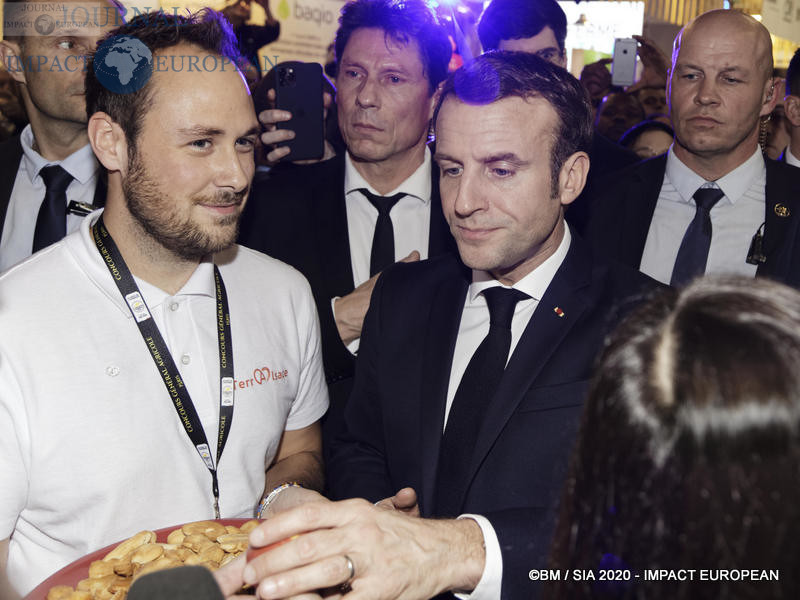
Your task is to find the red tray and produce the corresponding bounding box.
[24,519,253,600]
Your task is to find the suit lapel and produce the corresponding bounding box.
[311,155,356,296]
[621,155,665,267]
[461,238,594,507]
[0,136,23,235]
[757,159,800,279]
[418,264,469,516]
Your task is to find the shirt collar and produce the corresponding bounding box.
[786,145,800,169]
[20,124,99,186]
[344,147,432,204]
[665,146,764,205]
[70,210,218,318]
[133,259,217,307]
[468,224,572,302]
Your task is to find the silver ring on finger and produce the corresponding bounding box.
[339,554,356,593]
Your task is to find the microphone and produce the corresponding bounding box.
[127,565,225,600]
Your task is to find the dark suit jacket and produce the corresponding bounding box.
[238,153,457,455]
[0,135,23,234]
[328,235,656,599]
[585,154,800,287]
[0,134,106,246]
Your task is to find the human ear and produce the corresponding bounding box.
[0,41,26,85]
[557,151,590,206]
[87,113,129,174]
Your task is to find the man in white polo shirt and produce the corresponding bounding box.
[0,11,328,597]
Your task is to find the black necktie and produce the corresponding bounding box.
[359,188,406,277]
[670,186,725,287]
[435,286,530,517]
[32,165,73,253]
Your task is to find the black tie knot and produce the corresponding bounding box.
[32,165,74,253]
[669,186,725,286]
[359,188,406,215]
[40,165,74,194]
[358,188,407,276]
[693,186,724,212]
[484,287,529,330]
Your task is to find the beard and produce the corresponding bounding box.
[122,150,246,261]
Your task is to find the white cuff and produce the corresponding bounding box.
[453,514,502,600]
[330,297,360,355]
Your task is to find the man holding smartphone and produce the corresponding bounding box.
[238,0,457,458]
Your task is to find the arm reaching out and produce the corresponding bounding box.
[239,498,486,600]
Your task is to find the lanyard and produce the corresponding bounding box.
[92,217,234,518]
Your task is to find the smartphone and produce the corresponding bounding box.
[611,38,638,87]
[275,61,325,161]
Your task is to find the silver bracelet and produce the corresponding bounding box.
[257,481,302,518]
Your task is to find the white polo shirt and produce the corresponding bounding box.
[0,211,329,595]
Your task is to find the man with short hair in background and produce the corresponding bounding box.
[238,0,457,461]
[0,0,120,270]
[586,10,800,288]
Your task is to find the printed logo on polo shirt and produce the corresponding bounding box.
[234,366,289,390]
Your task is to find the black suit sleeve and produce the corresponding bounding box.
[327,272,395,502]
[485,508,553,599]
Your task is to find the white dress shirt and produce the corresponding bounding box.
[786,145,800,168]
[343,148,433,286]
[0,124,99,272]
[639,147,765,284]
[451,226,572,600]
[334,149,434,353]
